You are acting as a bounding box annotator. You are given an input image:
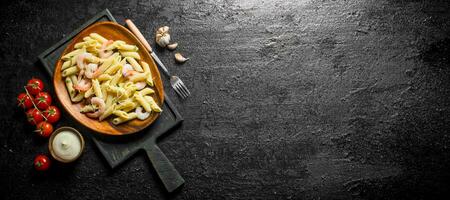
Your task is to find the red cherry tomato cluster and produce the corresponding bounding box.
[18,78,61,128]
[17,78,62,171]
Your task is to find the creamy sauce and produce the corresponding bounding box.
[52,130,82,161]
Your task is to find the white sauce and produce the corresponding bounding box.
[52,130,81,161]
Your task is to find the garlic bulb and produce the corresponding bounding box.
[155,26,170,47]
[174,53,189,63]
[167,43,178,50]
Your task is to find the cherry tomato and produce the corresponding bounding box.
[26,108,44,125]
[34,92,52,110]
[43,106,60,124]
[26,78,44,95]
[17,93,33,109]
[34,154,51,171]
[35,121,53,138]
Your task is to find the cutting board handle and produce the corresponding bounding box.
[145,145,185,192]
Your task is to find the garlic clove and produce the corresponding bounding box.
[155,26,171,47]
[174,53,189,63]
[158,26,169,33]
[167,43,178,50]
[156,34,170,47]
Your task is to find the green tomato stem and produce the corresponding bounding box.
[23,86,48,121]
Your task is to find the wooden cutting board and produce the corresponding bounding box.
[38,9,185,193]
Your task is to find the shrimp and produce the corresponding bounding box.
[73,78,92,92]
[91,68,102,79]
[135,106,150,120]
[76,53,92,81]
[84,63,98,79]
[121,64,136,77]
[86,97,106,118]
[91,48,114,78]
[77,69,84,83]
[76,53,92,70]
[135,81,146,90]
[126,70,137,77]
[99,40,113,58]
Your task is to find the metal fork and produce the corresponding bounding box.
[152,55,191,99]
[126,19,191,99]
[171,76,191,99]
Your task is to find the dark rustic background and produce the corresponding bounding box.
[1,0,450,199]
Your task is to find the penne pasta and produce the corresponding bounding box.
[123,105,138,113]
[144,96,162,112]
[105,40,126,51]
[71,93,84,103]
[118,44,138,51]
[126,57,143,72]
[60,32,162,124]
[86,55,101,63]
[70,54,79,66]
[64,77,76,99]
[105,95,114,109]
[83,36,94,42]
[80,105,96,113]
[139,88,155,96]
[74,42,85,49]
[89,33,108,43]
[61,60,72,71]
[119,51,140,60]
[69,75,78,86]
[134,93,151,112]
[84,86,94,98]
[61,48,85,61]
[62,66,79,77]
[92,79,102,99]
[116,100,136,111]
[101,81,109,101]
[99,104,115,121]
[128,72,149,82]
[106,57,126,75]
[112,113,137,125]
[95,53,119,75]
[124,82,138,95]
[86,45,100,54]
[141,61,154,86]
[106,85,127,99]
[97,74,112,81]
[110,70,122,86]
[112,110,129,118]
[105,43,117,51]
[126,99,140,112]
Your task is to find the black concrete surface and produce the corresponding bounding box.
[1,0,450,199]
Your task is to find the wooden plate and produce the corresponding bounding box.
[53,21,164,136]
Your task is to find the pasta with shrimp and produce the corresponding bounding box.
[60,33,162,124]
